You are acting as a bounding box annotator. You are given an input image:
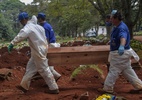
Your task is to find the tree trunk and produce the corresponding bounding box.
[106,26,112,39]
[125,22,134,39]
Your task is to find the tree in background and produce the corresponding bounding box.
[0,0,141,40]
[26,0,101,38]
[0,0,25,40]
[88,0,142,39]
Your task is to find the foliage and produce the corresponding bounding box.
[88,0,142,38]
[26,0,101,37]
[0,0,25,40]
[56,36,74,43]
[0,41,29,49]
[134,31,142,35]
[0,14,12,40]
[0,0,141,40]
[130,39,142,52]
[130,37,142,60]
[70,64,103,79]
[26,0,142,38]
[55,0,100,37]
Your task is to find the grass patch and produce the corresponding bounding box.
[70,64,103,80]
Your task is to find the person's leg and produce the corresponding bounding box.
[122,67,142,90]
[20,57,37,90]
[31,66,61,82]
[49,66,61,81]
[103,66,120,92]
[34,57,58,92]
[103,52,123,93]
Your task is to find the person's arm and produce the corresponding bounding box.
[120,38,126,46]
[8,29,29,53]
[118,37,126,56]
[49,29,56,43]
[11,29,29,45]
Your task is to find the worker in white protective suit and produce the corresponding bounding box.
[98,10,142,94]
[36,12,61,81]
[7,12,59,94]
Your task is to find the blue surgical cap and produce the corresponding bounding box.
[18,12,29,21]
[37,13,46,19]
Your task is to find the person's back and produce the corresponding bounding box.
[105,14,112,39]
[37,13,56,43]
[42,22,55,43]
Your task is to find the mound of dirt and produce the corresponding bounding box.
[0,47,29,69]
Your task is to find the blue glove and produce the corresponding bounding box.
[8,44,14,53]
[118,45,124,56]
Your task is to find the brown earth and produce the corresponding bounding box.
[0,41,142,100]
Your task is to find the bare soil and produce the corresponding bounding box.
[0,41,142,100]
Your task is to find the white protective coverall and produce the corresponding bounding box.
[104,48,142,91]
[11,15,58,90]
[48,43,61,80]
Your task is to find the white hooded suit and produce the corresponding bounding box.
[11,16,58,90]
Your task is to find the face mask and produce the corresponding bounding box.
[21,22,26,26]
[106,22,112,26]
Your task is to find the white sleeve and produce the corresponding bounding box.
[11,29,29,45]
[49,43,61,48]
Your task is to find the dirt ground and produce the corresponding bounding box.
[0,41,142,100]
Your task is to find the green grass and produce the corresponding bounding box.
[56,36,75,43]
[0,41,29,49]
[134,31,142,36]
[70,65,103,79]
